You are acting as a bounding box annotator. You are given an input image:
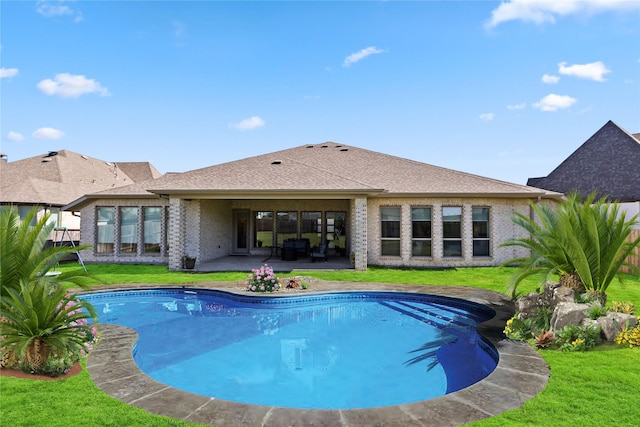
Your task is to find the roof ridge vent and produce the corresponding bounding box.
[46,151,59,157]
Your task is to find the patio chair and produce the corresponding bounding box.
[310,241,328,262]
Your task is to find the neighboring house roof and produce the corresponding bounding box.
[65,142,559,210]
[0,149,161,206]
[527,120,640,202]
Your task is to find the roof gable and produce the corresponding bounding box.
[527,120,640,201]
[0,150,161,206]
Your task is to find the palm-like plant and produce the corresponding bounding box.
[0,281,97,373]
[502,192,640,302]
[0,206,92,298]
[0,206,98,374]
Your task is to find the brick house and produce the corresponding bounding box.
[63,142,561,271]
[527,120,640,223]
[0,149,161,243]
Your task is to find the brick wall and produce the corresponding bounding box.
[77,198,170,265]
[365,197,532,269]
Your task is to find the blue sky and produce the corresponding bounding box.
[1,0,639,185]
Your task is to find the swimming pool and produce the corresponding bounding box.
[82,289,498,410]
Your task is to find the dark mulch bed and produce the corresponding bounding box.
[0,362,82,381]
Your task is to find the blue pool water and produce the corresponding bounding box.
[82,289,497,410]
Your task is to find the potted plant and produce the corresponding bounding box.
[183,255,196,269]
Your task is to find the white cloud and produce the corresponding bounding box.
[230,116,265,131]
[542,74,560,84]
[33,127,65,139]
[485,0,639,28]
[558,61,611,82]
[479,113,495,122]
[533,93,577,111]
[343,46,385,68]
[507,102,527,110]
[0,68,19,78]
[7,131,24,141]
[37,73,110,98]
[36,1,83,23]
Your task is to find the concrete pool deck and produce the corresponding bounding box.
[86,280,550,427]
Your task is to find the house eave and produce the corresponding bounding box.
[146,188,386,200]
[368,191,563,199]
[62,193,161,211]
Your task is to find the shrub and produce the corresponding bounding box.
[246,264,280,292]
[609,301,635,315]
[555,324,601,352]
[587,305,608,320]
[504,316,533,341]
[615,317,640,349]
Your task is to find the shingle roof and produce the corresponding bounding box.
[116,162,162,182]
[527,120,640,202]
[65,142,558,210]
[0,150,161,206]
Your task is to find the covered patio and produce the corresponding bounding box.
[191,254,353,273]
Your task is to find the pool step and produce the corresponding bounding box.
[379,301,475,335]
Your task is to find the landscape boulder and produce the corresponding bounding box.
[596,312,638,342]
[550,302,590,331]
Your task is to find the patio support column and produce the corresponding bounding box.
[352,196,368,271]
[167,197,187,270]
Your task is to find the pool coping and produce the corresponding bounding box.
[86,281,550,427]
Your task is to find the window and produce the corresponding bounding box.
[442,207,462,257]
[120,207,138,253]
[18,206,36,226]
[143,207,162,253]
[326,211,346,253]
[381,207,400,256]
[255,211,274,248]
[96,207,115,253]
[301,211,322,248]
[411,207,432,256]
[276,211,297,246]
[472,207,490,257]
[46,207,60,227]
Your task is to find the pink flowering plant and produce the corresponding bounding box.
[246,264,280,292]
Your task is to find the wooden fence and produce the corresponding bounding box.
[621,229,640,275]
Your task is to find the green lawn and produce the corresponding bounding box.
[1,265,639,426]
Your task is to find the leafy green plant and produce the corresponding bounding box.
[586,304,608,320]
[504,316,533,341]
[0,281,98,374]
[0,206,98,375]
[245,264,280,292]
[0,206,93,300]
[501,191,640,301]
[531,307,552,335]
[555,324,601,352]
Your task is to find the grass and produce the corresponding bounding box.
[2,264,639,426]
